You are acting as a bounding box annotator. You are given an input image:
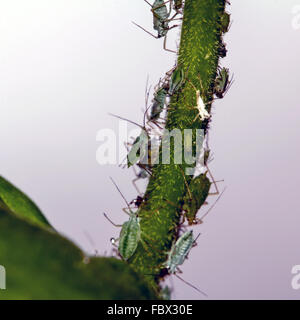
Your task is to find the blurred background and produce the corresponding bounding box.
[0,0,299,299]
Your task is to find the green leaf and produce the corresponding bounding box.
[0,207,157,299]
[0,176,50,229]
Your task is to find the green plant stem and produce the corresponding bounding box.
[129,0,226,291]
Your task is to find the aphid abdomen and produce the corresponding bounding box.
[153,0,169,21]
[214,67,231,98]
[165,231,194,273]
[169,67,185,95]
[118,217,141,260]
[150,88,167,120]
[173,231,194,266]
[127,131,149,168]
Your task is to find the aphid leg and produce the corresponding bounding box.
[149,120,164,130]
[174,274,208,297]
[163,27,179,53]
[132,21,159,39]
[198,187,226,222]
[103,212,122,227]
[137,163,152,176]
[145,0,172,11]
[166,12,179,23]
[168,17,183,22]
[110,237,119,247]
[206,166,220,195]
[224,74,234,95]
[132,176,143,196]
[122,208,134,216]
[179,166,192,199]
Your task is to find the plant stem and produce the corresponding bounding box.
[129,0,227,292]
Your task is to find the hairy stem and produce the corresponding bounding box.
[129,0,226,291]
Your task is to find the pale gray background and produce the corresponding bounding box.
[0,0,299,299]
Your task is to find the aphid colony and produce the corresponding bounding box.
[104,2,232,296]
[104,63,228,295]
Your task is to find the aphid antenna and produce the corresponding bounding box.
[198,187,227,222]
[193,231,201,243]
[226,73,234,93]
[221,73,234,98]
[143,0,152,8]
[174,274,208,297]
[108,113,144,130]
[144,75,152,111]
[109,177,132,210]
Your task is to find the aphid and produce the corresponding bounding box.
[173,0,184,13]
[132,0,180,53]
[160,230,207,296]
[183,175,226,226]
[218,41,227,58]
[168,66,185,95]
[109,113,151,168]
[187,77,211,122]
[127,130,150,168]
[193,90,210,121]
[149,87,168,122]
[103,178,149,260]
[182,173,211,225]
[164,231,195,273]
[214,67,233,99]
[220,11,231,33]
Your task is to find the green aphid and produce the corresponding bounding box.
[220,12,231,33]
[152,0,170,37]
[214,67,232,99]
[150,87,168,121]
[127,130,149,168]
[133,0,179,52]
[158,231,207,296]
[168,67,185,95]
[104,178,149,260]
[118,214,142,260]
[109,113,151,169]
[182,173,211,225]
[164,231,195,274]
